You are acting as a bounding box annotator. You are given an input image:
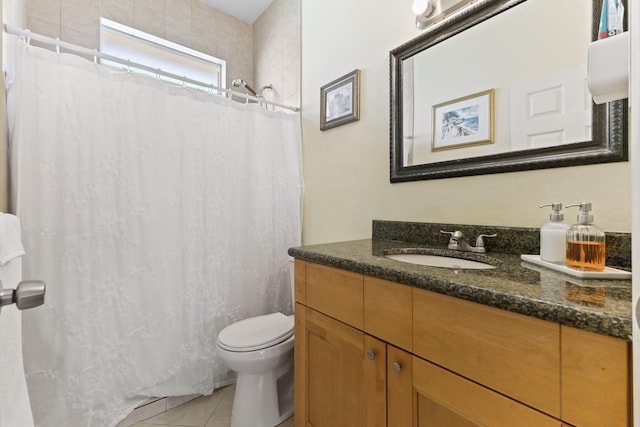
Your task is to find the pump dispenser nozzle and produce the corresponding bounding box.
[539,202,564,221]
[566,202,594,224]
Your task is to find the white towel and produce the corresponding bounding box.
[0,213,25,265]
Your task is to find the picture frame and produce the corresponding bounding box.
[432,89,494,151]
[320,69,360,131]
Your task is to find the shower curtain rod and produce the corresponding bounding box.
[4,24,300,113]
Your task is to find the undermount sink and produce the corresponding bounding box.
[385,253,496,270]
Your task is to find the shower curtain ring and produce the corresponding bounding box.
[55,38,60,54]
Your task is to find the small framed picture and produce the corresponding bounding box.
[432,89,494,151]
[320,69,360,131]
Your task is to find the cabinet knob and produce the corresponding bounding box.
[367,350,376,360]
[392,362,401,373]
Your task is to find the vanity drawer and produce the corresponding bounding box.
[561,326,630,427]
[413,355,561,426]
[413,288,561,418]
[364,276,412,351]
[305,262,364,329]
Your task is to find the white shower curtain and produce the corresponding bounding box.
[7,41,302,427]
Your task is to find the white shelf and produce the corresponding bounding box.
[520,255,631,280]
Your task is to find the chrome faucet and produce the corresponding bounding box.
[440,230,497,254]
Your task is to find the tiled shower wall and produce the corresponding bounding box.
[26,0,253,90]
[24,0,300,107]
[253,0,300,108]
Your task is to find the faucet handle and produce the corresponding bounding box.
[475,233,497,249]
[440,230,464,241]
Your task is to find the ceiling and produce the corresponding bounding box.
[200,0,275,24]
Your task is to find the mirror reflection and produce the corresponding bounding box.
[390,0,627,182]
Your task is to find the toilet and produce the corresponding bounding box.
[216,261,295,427]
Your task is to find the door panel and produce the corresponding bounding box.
[387,345,412,427]
[413,356,561,427]
[300,307,385,427]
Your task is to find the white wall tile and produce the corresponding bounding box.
[61,23,98,48]
[134,0,165,38]
[27,13,61,39]
[61,0,99,48]
[28,0,60,37]
[61,0,99,28]
[23,0,300,107]
[253,0,300,108]
[100,0,134,28]
[165,0,192,47]
[29,0,60,18]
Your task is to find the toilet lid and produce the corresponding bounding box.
[218,312,294,352]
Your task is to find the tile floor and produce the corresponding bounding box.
[132,385,294,427]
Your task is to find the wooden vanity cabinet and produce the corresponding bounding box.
[295,264,411,427]
[294,260,631,427]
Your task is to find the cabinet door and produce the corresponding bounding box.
[413,356,562,427]
[561,326,630,427]
[295,306,386,427]
[387,346,412,427]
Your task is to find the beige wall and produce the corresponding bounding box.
[253,0,300,107]
[301,0,631,245]
[26,0,254,89]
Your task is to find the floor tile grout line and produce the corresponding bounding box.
[204,385,233,427]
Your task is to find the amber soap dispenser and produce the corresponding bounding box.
[565,202,606,272]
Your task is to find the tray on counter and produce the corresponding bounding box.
[520,254,631,280]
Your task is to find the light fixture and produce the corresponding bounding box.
[413,0,435,30]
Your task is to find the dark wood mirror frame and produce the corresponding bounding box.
[390,0,627,183]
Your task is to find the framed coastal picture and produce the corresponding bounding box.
[432,89,494,151]
[320,69,360,131]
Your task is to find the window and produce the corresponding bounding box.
[99,18,226,92]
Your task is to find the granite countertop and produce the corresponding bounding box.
[288,237,632,340]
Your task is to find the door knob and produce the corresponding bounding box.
[392,362,402,373]
[367,350,376,360]
[0,280,46,314]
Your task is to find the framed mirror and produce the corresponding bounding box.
[390,0,627,182]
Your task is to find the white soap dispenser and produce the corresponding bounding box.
[539,203,570,264]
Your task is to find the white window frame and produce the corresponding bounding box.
[99,18,226,91]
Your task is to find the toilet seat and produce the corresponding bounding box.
[218,312,294,352]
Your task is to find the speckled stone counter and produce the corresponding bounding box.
[288,221,632,340]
